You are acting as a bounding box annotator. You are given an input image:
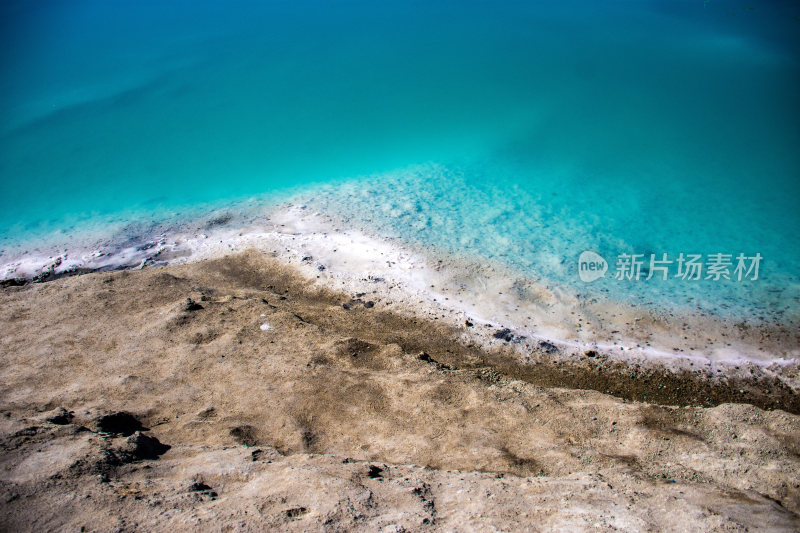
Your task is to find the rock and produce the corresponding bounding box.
[367,465,384,479]
[285,507,308,519]
[97,412,144,436]
[115,431,170,461]
[343,299,373,310]
[184,298,204,311]
[417,352,456,371]
[189,481,217,499]
[0,278,27,288]
[492,328,526,344]
[46,408,74,425]
[539,341,559,354]
[493,328,514,342]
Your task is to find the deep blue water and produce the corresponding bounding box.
[1,0,799,319]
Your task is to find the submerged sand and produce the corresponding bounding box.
[1,250,799,531]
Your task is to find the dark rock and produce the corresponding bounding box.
[317,265,326,271]
[46,408,74,425]
[343,298,373,310]
[492,328,526,344]
[585,350,598,358]
[97,412,144,436]
[0,277,27,288]
[493,328,514,342]
[115,432,170,461]
[465,320,474,327]
[189,481,217,498]
[184,298,204,311]
[367,465,384,479]
[539,341,559,354]
[417,352,456,371]
[285,507,308,519]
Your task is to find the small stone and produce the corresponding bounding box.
[367,465,384,479]
[46,407,74,425]
[539,341,558,354]
[184,298,204,311]
[189,481,217,499]
[117,432,170,461]
[493,328,514,342]
[285,507,308,519]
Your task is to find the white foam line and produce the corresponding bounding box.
[417,282,797,368]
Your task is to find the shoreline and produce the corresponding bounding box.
[2,202,798,371]
[1,232,799,414]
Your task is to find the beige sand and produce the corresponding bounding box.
[1,250,798,531]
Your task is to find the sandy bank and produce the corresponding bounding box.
[1,250,799,531]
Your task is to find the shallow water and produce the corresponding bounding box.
[1,0,799,323]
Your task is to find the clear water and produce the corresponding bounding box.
[1,0,799,321]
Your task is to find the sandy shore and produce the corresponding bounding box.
[4,205,799,368]
[1,250,799,531]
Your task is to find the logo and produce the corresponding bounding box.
[578,251,607,282]
[577,251,762,282]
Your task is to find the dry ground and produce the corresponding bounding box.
[0,251,798,531]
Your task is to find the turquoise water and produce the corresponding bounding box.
[1,0,799,320]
